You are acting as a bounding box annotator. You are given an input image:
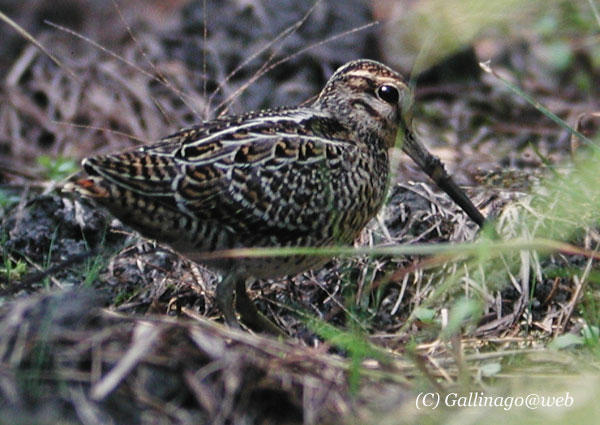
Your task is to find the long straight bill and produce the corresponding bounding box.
[398,127,486,228]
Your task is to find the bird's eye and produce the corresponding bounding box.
[376,85,400,104]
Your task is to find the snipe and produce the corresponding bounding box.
[72,59,485,333]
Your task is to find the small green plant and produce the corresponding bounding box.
[0,258,27,282]
[41,228,59,288]
[306,317,393,393]
[80,227,109,287]
[82,253,106,287]
[113,288,138,306]
[0,189,20,209]
[36,155,79,181]
[1,231,26,283]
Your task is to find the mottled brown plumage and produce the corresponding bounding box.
[73,59,484,332]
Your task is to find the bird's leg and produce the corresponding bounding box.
[215,273,240,328]
[235,279,286,336]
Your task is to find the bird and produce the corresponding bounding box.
[71,59,485,333]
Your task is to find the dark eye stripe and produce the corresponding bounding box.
[350,99,379,117]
